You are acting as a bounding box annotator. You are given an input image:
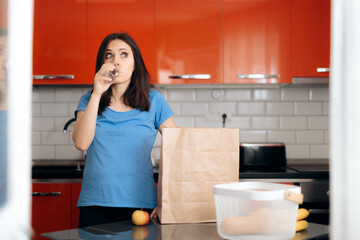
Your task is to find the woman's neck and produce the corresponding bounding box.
[109,83,133,112]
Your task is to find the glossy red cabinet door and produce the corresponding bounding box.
[292,0,331,77]
[31,183,72,240]
[32,0,87,85]
[224,0,291,84]
[155,0,223,84]
[71,183,81,229]
[87,0,155,84]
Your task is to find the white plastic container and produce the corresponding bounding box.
[213,182,302,240]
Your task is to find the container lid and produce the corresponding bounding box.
[213,182,300,201]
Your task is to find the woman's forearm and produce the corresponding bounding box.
[72,93,101,151]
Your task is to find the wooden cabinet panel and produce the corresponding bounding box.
[292,0,331,77]
[32,0,87,85]
[224,0,292,84]
[71,183,81,229]
[31,183,72,240]
[155,0,222,84]
[87,0,155,83]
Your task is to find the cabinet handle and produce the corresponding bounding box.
[32,192,61,197]
[317,68,331,73]
[237,74,279,79]
[33,75,74,80]
[169,74,211,79]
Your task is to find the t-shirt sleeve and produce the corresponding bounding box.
[152,90,174,129]
[74,91,91,118]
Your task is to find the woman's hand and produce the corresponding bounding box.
[93,63,116,97]
[150,206,159,219]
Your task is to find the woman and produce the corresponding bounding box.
[72,32,175,227]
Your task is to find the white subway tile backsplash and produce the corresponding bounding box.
[209,102,237,114]
[295,102,322,115]
[32,132,41,145]
[196,89,224,101]
[69,103,78,116]
[252,116,279,129]
[268,131,296,144]
[169,102,181,115]
[226,116,250,129]
[195,117,222,128]
[167,89,195,101]
[237,102,265,115]
[32,103,41,116]
[181,102,209,116]
[308,116,329,129]
[153,147,161,165]
[224,89,251,101]
[310,145,329,158]
[33,117,54,131]
[296,131,324,144]
[253,89,281,101]
[32,87,55,102]
[31,85,330,161]
[42,132,69,145]
[55,146,84,160]
[286,145,310,159]
[310,88,329,101]
[154,132,161,147]
[323,102,329,115]
[55,88,83,102]
[32,146,55,159]
[173,116,194,127]
[325,130,329,144]
[266,102,294,115]
[280,117,307,130]
[55,117,75,132]
[240,130,267,143]
[42,103,69,117]
[281,87,309,101]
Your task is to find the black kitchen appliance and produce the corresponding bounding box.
[240,142,286,171]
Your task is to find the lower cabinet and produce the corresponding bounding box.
[71,182,82,229]
[31,182,82,240]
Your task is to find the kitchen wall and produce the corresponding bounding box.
[32,85,329,165]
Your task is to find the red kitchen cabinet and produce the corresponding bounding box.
[31,183,72,240]
[87,0,155,84]
[32,0,87,85]
[292,0,331,77]
[155,0,223,84]
[224,0,292,84]
[71,182,82,229]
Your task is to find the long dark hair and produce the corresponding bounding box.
[95,32,151,114]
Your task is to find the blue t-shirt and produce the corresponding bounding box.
[75,89,173,208]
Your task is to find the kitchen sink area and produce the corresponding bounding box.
[32,160,85,180]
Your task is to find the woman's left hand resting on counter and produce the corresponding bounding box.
[72,32,175,228]
[150,206,159,219]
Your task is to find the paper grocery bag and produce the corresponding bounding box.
[157,127,239,224]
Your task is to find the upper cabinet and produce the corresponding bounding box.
[292,0,331,78]
[87,0,155,84]
[33,0,87,85]
[155,0,223,84]
[32,0,331,85]
[224,0,292,84]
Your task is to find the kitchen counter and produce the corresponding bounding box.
[32,159,329,182]
[41,219,329,240]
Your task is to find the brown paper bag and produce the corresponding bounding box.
[157,127,239,224]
